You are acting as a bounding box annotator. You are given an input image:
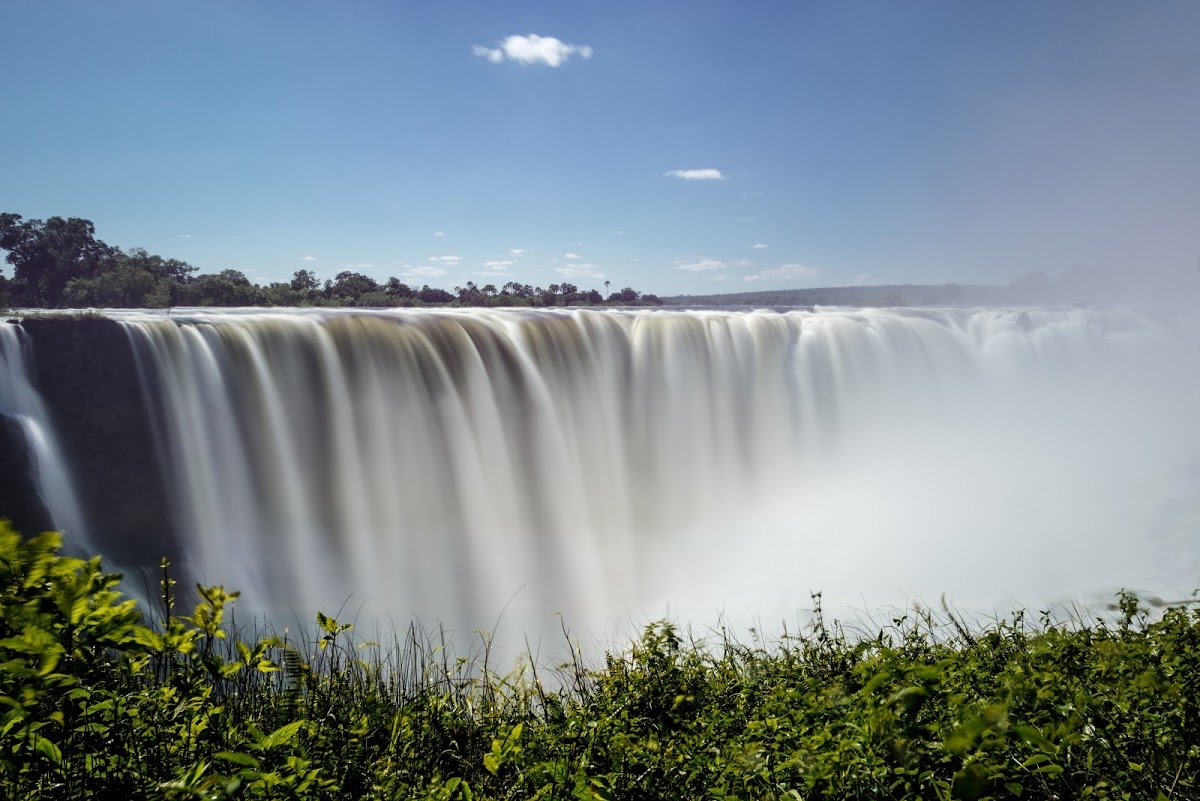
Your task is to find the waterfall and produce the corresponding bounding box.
[0,323,89,544]
[92,306,1200,642]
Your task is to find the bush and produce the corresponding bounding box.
[2,520,1199,799]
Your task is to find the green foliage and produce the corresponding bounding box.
[3,212,662,309]
[2,520,1199,799]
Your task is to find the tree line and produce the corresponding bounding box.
[0,214,662,309]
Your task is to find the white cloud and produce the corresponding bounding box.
[675,258,726,272]
[473,45,503,63]
[176,234,193,239]
[482,260,514,270]
[509,248,528,256]
[665,168,725,181]
[556,263,605,280]
[733,259,755,268]
[563,252,582,260]
[474,269,513,278]
[713,275,729,282]
[403,265,448,278]
[300,256,317,262]
[433,231,446,238]
[428,255,462,266]
[475,34,593,67]
[744,263,820,283]
[338,263,374,270]
[752,243,768,250]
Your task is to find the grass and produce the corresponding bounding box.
[2,519,1199,800]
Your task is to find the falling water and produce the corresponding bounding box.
[0,323,89,543]
[96,306,1200,643]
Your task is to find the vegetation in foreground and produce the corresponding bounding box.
[2,521,1198,800]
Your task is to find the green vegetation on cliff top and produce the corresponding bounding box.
[0,214,662,310]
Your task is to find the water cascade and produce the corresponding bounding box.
[0,323,89,544]
[86,306,1194,642]
[5,307,1199,643]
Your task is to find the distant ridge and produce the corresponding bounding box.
[661,282,1015,308]
[662,266,1200,309]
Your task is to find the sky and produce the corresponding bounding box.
[2,0,1198,296]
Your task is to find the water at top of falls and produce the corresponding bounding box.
[47,305,1200,648]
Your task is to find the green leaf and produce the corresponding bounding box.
[34,735,62,766]
[130,626,165,652]
[215,750,261,769]
[1015,724,1057,754]
[951,763,987,799]
[258,720,305,751]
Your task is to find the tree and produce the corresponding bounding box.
[0,214,116,307]
[291,269,319,293]
[327,271,380,303]
[190,269,264,306]
[417,285,453,304]
[610,286,640,303]
[63,263,164,308]
[384,277,414,298]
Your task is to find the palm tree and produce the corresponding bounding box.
[604,279,611,300]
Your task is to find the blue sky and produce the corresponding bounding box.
[2,1,1197,295]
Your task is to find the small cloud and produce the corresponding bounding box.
[744,263,820,283]
[675,258,726,272]
[300,256,317,262]
[475,34,593,67]
[752,243,768,250]
[429,255,462,266]
[713,275,729,282]
[563,252,582,260]
[338,263,374,270]
[473,45,503,63]
[733,259,755,268]
[433,231,446,238]
[482,260,514,270]
[665,168,725,181]
[616,230,625,235]
[474,269,513,278]
[509,248,527,256]
[176,234,193,239]
[556,263,605,280]
[403,265,448,278]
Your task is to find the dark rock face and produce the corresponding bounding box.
[18,317,179,564]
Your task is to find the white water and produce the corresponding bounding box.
[0,324,89,543]
[98,306,1200,645]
